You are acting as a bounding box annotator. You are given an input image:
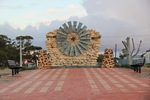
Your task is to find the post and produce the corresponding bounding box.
[126,37,132,65]
[115,44,117,66]
[20,37,22,67]
[128,38,132,65]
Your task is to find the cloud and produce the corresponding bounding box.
[0,20,66,50]
[46,5,87,23]
[81,0,150,53]
[68,4,77,9]
[0,0,150,55]
[0,22,47,49]
[24,12,38,19]
[0,3,23,9]
[47,8,60,13]
[82,0,150,28]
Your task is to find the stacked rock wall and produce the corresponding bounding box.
[38,50,50,69]
[46,29,101,67]
[101,48,115,68]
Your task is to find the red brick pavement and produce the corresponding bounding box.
[0,68,150,100]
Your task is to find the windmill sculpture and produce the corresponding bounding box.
[46,21,101,67]
[56,21,91,56]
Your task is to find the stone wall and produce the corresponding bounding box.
[101,48,115,68]
[38,50,51,69]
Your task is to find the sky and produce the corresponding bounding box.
[0,0,150,56]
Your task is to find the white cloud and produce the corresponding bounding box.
[68,4,77,9]
[81,0,150,53]
[83,0,150,28]
[47,8,60,13]
[24,12,38,19]
[46,5,87,23]
[0,4,22,9]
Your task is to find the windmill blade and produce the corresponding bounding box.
[78,42,88,50]
[80,31,89,37]
[59,27,68,34]
[63,23,70,33]
[78,25,87,35]
[64,44,71,55]
[76,44,84,54]
[61,41,68,46]
[56,37,66,42]
[61,47,65,53]
[70,45,75,56]
[57,43,62,47]
[81,36,91,40]
[56,32,66,38]
[73,21,77,32]
[77,22,83,33]
[60,43,68,52]
[80,40,91,45]
[74,45,80,56]
[68,21,73,32]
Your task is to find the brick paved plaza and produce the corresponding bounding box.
[0,68,150,100]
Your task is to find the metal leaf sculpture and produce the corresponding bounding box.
[56,21,91,56]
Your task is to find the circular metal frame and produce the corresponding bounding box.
[56,21,91,56]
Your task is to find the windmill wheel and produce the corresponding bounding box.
[56,21,91,56]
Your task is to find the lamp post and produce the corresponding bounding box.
[115,44,117,65]
[20,37,22,67]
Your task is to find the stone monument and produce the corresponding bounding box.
[101,48,115,68]
[46,21,101,67]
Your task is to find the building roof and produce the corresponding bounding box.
[142,49,150,56]
[146,50,150,52]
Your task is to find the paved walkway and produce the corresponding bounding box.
[0,68,150,100]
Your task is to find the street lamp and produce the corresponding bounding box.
[20,37,22,67]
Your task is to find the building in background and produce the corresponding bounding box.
[144,50,150,64]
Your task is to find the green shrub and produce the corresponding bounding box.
[0,66,7,70]
[144,63,150,68]
[20,65,37,71]
[117,64,131,68]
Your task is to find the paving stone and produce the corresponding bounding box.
[0,68,149,100]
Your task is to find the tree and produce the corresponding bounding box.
[0,35,19,67]
[23,45,42,62]
[0,35,11,47]
[0,35,11,62]
[15,35,34,62]
[119,48,127,59]
[30,46,42,66]
[16,36,42,66]
[16,35,33,49]
[0,34,42,67]
[97,54,104,62]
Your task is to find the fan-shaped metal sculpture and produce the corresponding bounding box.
[56,21,91,56]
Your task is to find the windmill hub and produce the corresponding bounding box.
[71,37,76,41]
[67,32,80,45]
